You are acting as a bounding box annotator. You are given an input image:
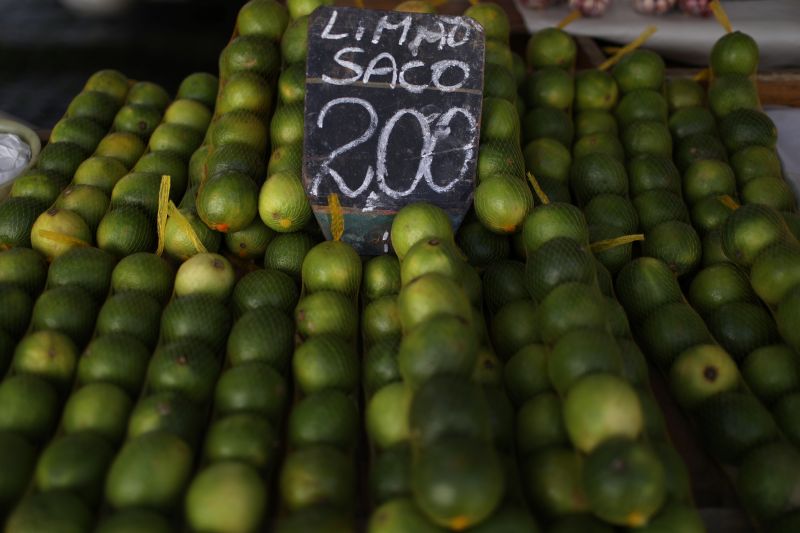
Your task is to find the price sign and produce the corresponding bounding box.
[303,6,485,255]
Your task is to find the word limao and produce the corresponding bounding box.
[303,7,485,254]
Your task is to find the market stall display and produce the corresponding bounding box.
[0,0,799,531]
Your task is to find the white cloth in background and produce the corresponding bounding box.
[766,107,800,198]
[0,133,31,186]
[512,0,800,69]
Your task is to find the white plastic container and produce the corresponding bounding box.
[0,119,41,201]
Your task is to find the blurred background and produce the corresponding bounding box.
[0,0,245,129]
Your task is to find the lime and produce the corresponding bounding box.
[111,251,174,303]
[105,431,194,511]
[722,203,791,266]
[575,70,618,112]
[390,203,454,260]
[227,305,294,372]
[278,62,306,105]
[523,138,572,185]
[77,334,150,395]
[695,391,778,463]
[570,153,628,204]
[197,171,259,233]
[572,132,625,163]
[683,159,736,206]
[0,432,36,510]
[0,286,32,339]
[526,28,577,70]
[291,390,358,450]
[295,291,358,340]
[0,375,59,443]
[583,438,666,527]
[521,202,588,255]
[50,116,106,152]
[668,106,717,140]
[293,332,358,393]
[525,237,596,302]
[719,108,777,152]
[258,172,312,233]
[688,262,756,316]
[163,208,221,261]
[204,413,278,471]
[26,295,88,364]
[483,63,517,103]
[146,339,220,404]
[66,90,118,126]
[708,74,760,118]
[707,301,779,360]
[231,268,299,316]
[218,72,273,117]
[363,255,401,301]
[177,72,219,108]
[730,145,783,185]
[674,132,728,173]
[474,173,532,234]
[464,2,510,42]
[367,382,412,450]
[84,69,129,105]
[612,49,665,93]
[481,97,520,142]
[0,197,48,249]
[5,492,92,533]
[522,447,588,517]
[363,338,401,397]
[133,151,188,198]
[621,120,672,159]
[237,0,289,40]
[112,104,162,139]
[412,437,504,530]
[35,431,115,506]
[96,207,156,257]
[214,363,287,422]
[627,154,681,196]
[185,462,267,533]
[666,78,705,111]
[30,207,93,260]
[523,107,574,147]
[615,89,668,128]
[281,16,310,65]
[743,345,800,405]
[163,99,213,133]
[738,441,800,522]
[711,31,759,77]
[268,142,303,177]
[279,445,355,511]
[264,230,316,281]
[548,329,622,394]
[302,240,362,297]
[575,110,618,140]
[750,242,800,306]
[563,374,643,453]
[632,190,688,231]
[536,282,607,344]
[743,176,795,211]
[94,132,146,169]
[669,344,740,408]
[220,35,280,78]
[126,391,201,444]
[398,315,478,387]
[642,220,701,276]
[523,67,574,111]
[9,171,62,205]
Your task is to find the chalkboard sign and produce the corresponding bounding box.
[303,6,485,255]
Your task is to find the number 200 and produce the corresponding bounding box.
[311,97,477,200]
